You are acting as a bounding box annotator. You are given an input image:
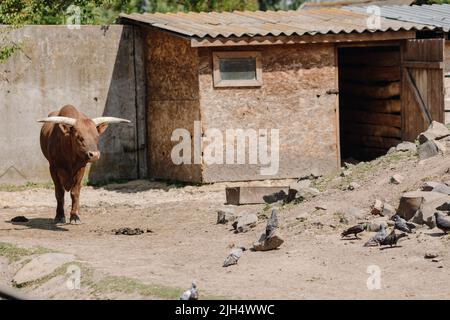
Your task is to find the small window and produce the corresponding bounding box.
[213,51,262,87]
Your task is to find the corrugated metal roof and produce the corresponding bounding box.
[119,8,437,39]
[301,0,415,10]
[346,4,450,32]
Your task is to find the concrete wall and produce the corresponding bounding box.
[198,44,339,182]
[0,25,146,184]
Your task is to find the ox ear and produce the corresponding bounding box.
[96,123,109,135]
[58,123,72,135]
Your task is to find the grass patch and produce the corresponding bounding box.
[0,181,54,192]
[91,276,227,300]
[0,242,53,262]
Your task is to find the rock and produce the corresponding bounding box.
[371,199,384,216]
[421,181,443,191]
[310,167,321,179]
[263,190,287,204]
[113,228,147,235]
[232,213,258,233]
[252,231,284,251]
[390,174,404,185]
[341,170,352,177]
[398,191,450,223]
[217,209,236,224]
[315,204,327,211]
[418,121,450,144]
[382,203,396,217]
[396,141,417,153]
[417,140,442,160]
[425,252,439,259]
[436,202,450,211]
[387,146,396,154]
[13,253,75,286]
[348,182,360,190]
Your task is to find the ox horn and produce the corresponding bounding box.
[91,117,131,126]
[37,116,77,126]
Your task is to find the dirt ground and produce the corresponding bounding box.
[1,150,450,300]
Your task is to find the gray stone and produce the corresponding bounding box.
[217,209,236,224]
[418,121,450,144]
[417,140,441,160]
[421,181,443,191]
[315,204,328,211]
[398,191,450,222]
[232,213,258,233]
[13,253,75,286]
[298,187,320,199]
[421,182,450,195]
[396,141,417,153]
[425,252,439,259]
[387,147,396,154]
[341,170,352,177]
[342,207,365,223]
[252,231,284,251]
[390,174,404,185]
[367,218,388,232]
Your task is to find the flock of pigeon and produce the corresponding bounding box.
[341,212,450,247]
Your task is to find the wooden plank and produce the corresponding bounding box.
[342,110,401,127]
[340,66,401,82]
[226,186,290,205]
[403,39,444,62]
[344,123,401,138]
[405,67,432,124]
[341,81,400,99]
[341,97,401,114]
[191,31,417,47]
[343,134,400,149]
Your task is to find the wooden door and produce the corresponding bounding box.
[402,39,445,141]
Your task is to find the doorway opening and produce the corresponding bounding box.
[338,46,402,162]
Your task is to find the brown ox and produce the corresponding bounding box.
[39,105,130,224]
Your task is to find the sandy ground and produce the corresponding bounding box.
[1,151,450,300]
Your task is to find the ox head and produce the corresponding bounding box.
[38,116,131,163]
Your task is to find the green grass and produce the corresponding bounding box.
[0,242,53,262]
[91,276,227,300]
[0,181,54,192]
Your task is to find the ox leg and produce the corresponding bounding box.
[50,166,65,224]
[69,167,85,224]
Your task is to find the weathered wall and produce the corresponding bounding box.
[0,25,146,184]
[144,28,202,182]
[444,41,450,124]
[198,44,339,182]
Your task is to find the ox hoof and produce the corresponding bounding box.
[70,214,81,224]
[54,216,66,224]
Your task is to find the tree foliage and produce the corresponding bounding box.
[0,0,304,25]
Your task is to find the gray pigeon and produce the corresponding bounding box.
[364,224,387,247]
[266,209,279,237]
[392,215,412,233]
[180,282,198,300]
[380,229,408,247]
[434,212,450,234]
[223,247,246,267]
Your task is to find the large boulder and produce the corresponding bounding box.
[396,141,417,153]
[217,209,236,224]
[420,182,450,195]
[418,121,450,144]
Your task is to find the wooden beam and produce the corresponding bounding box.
[342,110,401,127]
[341,98,401,114]
[191,31,416,47]
[341,81,400,99]
[343,134,400,149]
[344,123,402,138]
[403,61,444,69]
[340,66,401,82]
[405,67,433,125]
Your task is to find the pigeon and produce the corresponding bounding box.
[266,209,279,237]
[341,223,367,239]
[364,224,387,247]
[392,215,412,233]
[223,247,246,267]
[180,282,198,300]
[434,212,450,234]
[380,229,408,247]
